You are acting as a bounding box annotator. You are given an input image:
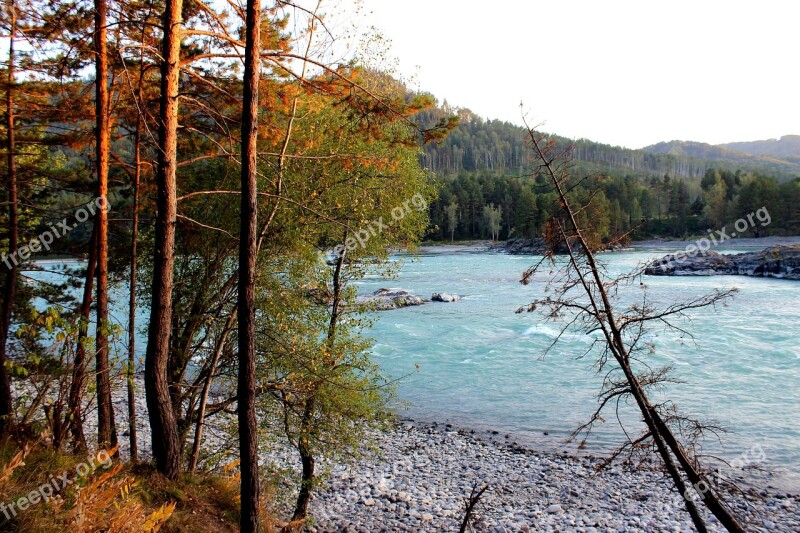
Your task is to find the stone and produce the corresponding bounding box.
[490,237,571,255]
[356,288,427,310]
[69,378,800,532]
[431,292,462,302]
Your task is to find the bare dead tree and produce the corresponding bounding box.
[519,118,745,533]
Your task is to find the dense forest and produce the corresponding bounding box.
[415,106,800,242]
[425,167,800,242]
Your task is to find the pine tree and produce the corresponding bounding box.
[145,0,183,479]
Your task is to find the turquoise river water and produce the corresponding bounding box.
[356,244,799,486]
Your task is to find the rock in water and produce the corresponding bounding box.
[490,237,567,255]
[431,292,462,302]
[356,288,427,310]
[645,245,800,280]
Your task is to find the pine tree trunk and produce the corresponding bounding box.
[94,0,116,450]
[145,0,183,479]
[0,0,17,436]
[238,0,261,528]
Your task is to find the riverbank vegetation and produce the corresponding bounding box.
[0,0,447,529]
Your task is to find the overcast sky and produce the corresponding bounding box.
[333,0,799,149]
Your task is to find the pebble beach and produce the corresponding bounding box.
[31,376,800,532]
[304,422,799,533]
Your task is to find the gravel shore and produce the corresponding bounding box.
[74,379,800,532]
[303,422,799,533]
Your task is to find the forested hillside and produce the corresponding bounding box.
[415,104,800,242]
[416,105,800,181]
[723,135,800,161]
[643,140,800,176]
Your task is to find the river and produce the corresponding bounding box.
[358,243,800,487]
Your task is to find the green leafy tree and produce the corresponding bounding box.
[514,188,537,237]
[482,203,502,241]
[703,175,729,228]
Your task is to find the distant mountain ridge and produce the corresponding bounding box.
[723,135,800,158]
[641,136,800,178]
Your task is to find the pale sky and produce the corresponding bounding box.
[333,0,800,149]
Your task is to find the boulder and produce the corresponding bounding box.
[490,237,572,255]
[431,292,461,302]
[356,288,427,310]
[645,245,800,280]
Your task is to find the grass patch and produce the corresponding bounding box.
[0,438,277,532]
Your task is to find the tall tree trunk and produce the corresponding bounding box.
[0,0,17,436]
[145,0,183,479]
[126,24,151,462]
[127,113,142,462]
[68,225,98,453]
[94,0,117,450]
[238,0,261,529]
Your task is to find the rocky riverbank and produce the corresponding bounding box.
[489,237,563,255]
[645,245,800,279]
[79,380,799,532]
[304,422,798,532]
